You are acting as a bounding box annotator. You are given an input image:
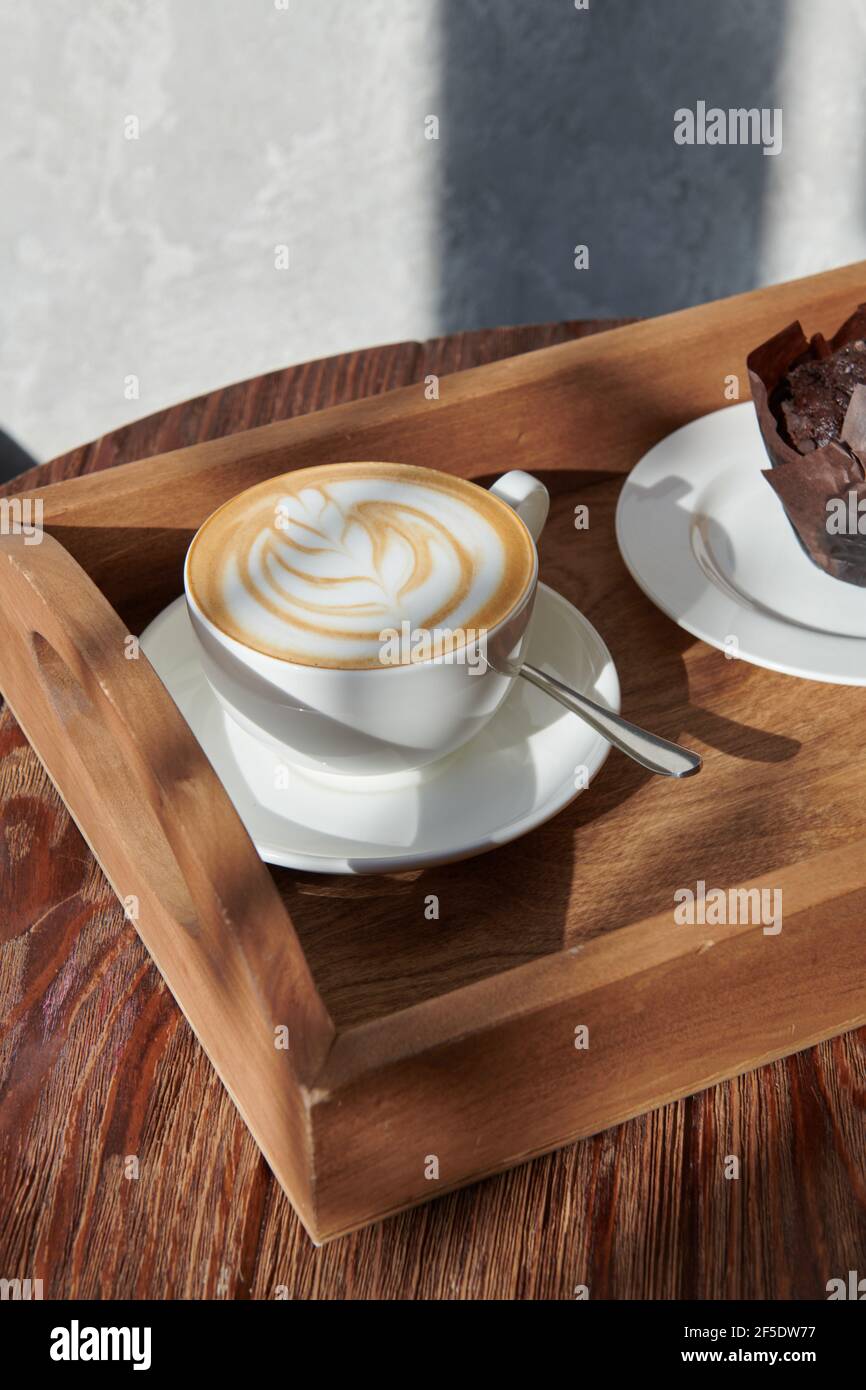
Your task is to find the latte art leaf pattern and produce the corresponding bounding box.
[259,491,474,626]
[188,463,535,668]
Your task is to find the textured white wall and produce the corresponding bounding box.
[0,0,442,460]
[3,0,866,464]
[760,1,866,282]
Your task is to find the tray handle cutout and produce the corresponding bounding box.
[0,532,335,1094]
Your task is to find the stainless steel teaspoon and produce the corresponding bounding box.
[518,663,701,779]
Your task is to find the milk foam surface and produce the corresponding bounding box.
[188,463,535,668]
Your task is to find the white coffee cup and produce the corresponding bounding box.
[184,467,549,776]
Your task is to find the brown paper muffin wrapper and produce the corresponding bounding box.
[747,305,866,586]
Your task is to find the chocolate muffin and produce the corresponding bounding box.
[781,339,866,455]
[747,305,866,586]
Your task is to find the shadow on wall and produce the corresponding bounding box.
[438,0,786,327]
[0,428,38,485]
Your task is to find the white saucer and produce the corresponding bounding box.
[616,402,866,685]
[139,585,620,874]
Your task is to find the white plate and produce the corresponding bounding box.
[615,402,866,685]
[140,584,620,874]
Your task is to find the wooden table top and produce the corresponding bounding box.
[1,320,864,1299]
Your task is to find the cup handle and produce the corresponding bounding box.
[488,471,549,542]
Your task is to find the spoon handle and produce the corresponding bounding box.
[518,663,702,779]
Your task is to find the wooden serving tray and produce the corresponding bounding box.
[2,262,866,1245]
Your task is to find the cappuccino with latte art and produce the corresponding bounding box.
[187,462,536,668]
[184,463,548,773]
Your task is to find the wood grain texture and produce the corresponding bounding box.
[2,311,866,1293]
[0,527,340,1243]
